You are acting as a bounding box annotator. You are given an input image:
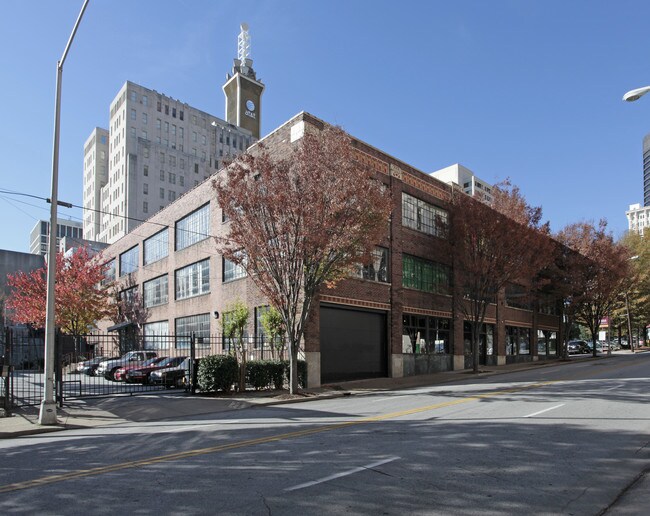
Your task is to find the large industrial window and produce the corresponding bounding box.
[143,228,168,265]
[175,203,210,250]
[143,320,169,349]
[119,246,139,276]
[223,256,246,282]
[175,259,210,300]
[175,313,210,348]
[352,247,389,283]
[402,192,448,238]
[143,275,169,308]
[402,254,451,295]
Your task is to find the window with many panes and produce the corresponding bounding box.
[223,256,246,282]
[175,259,210,300]
[402,192,448,238]
[352,247,389,283]
[144,321,169,349]
[143,275,168,308]
[175,204,210,250]
[119,246,139,276]
[175,314,210,348]
[402,254,450,295]
[143,228,168,265]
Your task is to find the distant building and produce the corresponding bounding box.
[430,163,493,202]
[29,220,83,256]
[626,203,650,236]
[83,24,262,244]
[0,249,44,327]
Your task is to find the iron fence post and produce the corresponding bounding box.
[190,333,196,395]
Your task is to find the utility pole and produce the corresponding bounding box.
[39,0,90,425]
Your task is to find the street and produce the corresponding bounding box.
[1,353,649,515]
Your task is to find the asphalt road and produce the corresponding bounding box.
[1,353,649,515]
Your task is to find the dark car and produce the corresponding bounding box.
[125,356,187,384]
[76,356,113,375]
[567,340,590,354]
[149,357,192,388]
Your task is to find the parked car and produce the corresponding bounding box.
[609,341,621,351]
[96,351,158,380]
[76,356,109,375]
[149,357,191,388]
[113,357,168,382]
[125,356,187,384]
[567,340,590,354]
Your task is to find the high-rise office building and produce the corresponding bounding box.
[29,219,84,256]
[83,25,261,244]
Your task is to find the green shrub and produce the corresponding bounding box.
[246,360,273,390]
[197,355,238,393]
[245,360,286,390]
[268,361,285,390]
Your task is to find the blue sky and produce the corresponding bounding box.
[1,0,649,253]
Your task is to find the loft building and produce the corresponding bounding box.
[431,163,493,202]
[96,112,562,387]
[29,219,83,256]
[83,25,261,244]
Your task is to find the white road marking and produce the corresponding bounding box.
[285,457,400,492]
[523,403,565,418]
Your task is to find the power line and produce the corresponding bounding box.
[0,187,216,240]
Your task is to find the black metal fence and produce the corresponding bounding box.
[2,328,295,410]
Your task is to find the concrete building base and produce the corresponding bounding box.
[306,351,321,388]
[391,354,404,378]
[453,355,465,371]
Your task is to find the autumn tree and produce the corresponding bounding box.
[6,247,111,337]
[108,273,150,353]
[451,180,553,373]
[555,220,630,356]
[214,125,392,393]
[609,231,648,349]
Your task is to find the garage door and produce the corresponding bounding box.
[320,305,387,383]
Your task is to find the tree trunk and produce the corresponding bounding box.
[289,342,299,394]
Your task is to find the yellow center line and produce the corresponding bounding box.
[0,381,556,494]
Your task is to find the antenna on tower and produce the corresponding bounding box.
[238,23,251,65]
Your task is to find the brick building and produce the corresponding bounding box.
[97,111,562,387]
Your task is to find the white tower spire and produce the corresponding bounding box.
[238,22,251,65]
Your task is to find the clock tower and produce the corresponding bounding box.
[223,23,264,139]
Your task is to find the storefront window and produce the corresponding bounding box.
[402,314,451,354]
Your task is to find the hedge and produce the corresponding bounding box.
[198,356,307,392]
[197,355,238,393]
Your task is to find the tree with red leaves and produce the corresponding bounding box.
[6,247,112,337]
[451,180,554,373]
[214,126,392,393]
[555,220,630,356]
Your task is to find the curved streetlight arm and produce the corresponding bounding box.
[623,86,650,102]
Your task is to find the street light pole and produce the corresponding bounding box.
[39,0,90,425]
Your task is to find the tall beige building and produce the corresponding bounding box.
[83,25,263,244]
